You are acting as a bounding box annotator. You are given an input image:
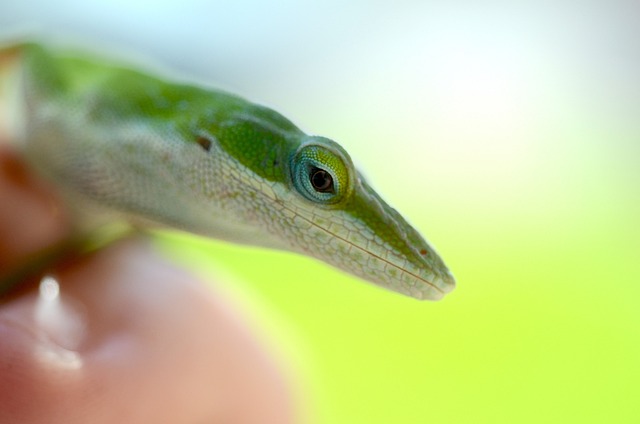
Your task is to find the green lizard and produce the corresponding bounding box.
[0,42,455,300]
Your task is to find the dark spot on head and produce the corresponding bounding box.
[273,159,279,167]
[196,136,212,152]
[420,249,428,256]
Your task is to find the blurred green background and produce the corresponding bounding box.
[2,1,638,422]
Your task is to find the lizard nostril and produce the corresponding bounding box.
[419,249,428,256]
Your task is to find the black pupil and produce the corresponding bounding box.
[310,168,334,193]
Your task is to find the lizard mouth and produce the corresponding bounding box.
[280,200,455,300]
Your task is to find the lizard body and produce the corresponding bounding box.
[1,43,455,300]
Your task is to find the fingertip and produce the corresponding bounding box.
[0,240,296,423]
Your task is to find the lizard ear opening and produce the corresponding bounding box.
[196,135,212,152]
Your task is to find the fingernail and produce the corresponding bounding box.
[35,275,87,351]
[28,275,87,370]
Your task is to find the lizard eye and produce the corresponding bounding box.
[291,139,352,204]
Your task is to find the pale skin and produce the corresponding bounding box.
[0,146,294,424]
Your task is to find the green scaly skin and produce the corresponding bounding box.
[2,43,455,300]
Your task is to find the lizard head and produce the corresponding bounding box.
[274,135,456,300]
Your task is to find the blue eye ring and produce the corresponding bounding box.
[290,138,354,205]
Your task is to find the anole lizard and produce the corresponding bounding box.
[0,42,455,300]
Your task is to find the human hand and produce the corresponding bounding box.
[0,146,294,424]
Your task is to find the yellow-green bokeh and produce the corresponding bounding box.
[3,1,638,422]
[154,4,640,422]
